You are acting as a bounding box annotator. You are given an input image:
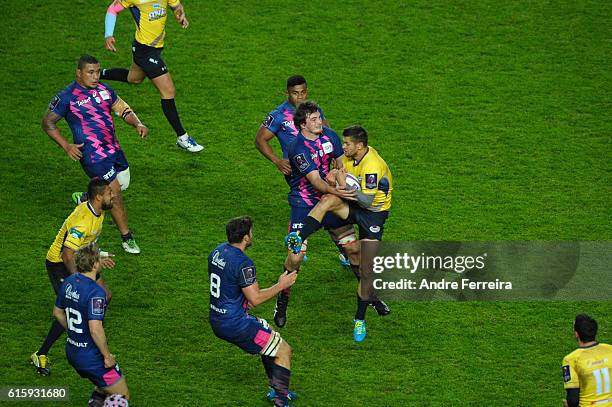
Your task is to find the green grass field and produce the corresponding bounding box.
[1,1,610,405]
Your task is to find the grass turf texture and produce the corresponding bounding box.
[1,0,610,405]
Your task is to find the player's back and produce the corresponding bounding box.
[56,274,107,363]
[46,203,106,263]
[208,243,256,334]
[563,343,612,406]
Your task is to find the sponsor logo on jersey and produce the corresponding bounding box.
[149,5,166,21]
[99,90,111,101]
[211,250,226,269]
[65,284,80,301]
[322,141,333,154]
[365,173,378,189]
[67,337,89,348]
[69,227,84,239]
[76,97,91,107]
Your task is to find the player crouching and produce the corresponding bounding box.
[208,216,298,406]
[52,243,130,407]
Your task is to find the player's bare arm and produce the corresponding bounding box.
[255,126,291,175]
[52,306,68,330]
[104,1,126,52]
[42,110,83,160]
[305,170,357,200]
[89,320,115,368]
[171,3,189,28]
[112,97,148,138]
[241,271,298,307]
[61,247,78,274]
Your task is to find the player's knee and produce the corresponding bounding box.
[320,194,341,209]
[127,74,144,85]
[116,168,130,191]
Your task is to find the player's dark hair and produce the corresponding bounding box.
[343,125,369,147]
[78,55,99,70]
[574,314,598,342]
[226,216,253,244]
[75,242,100,274]
[293,100,319,131]
[287,75,306,89]
[87,178,109,202]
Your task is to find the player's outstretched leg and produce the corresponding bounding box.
[151,73,204,153]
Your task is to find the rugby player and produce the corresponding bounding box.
[273,101,365,329]
[208,216,298,406]
[53,243,129,407]
[285,125,393,342]
[562,314,612,407]
[255,76,353,268]
[102,0,203,152]
[43,55,145,254]
[32,178,116,376]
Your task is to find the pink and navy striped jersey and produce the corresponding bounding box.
[262,100,326,157]
[49,81,121,164]
[286,127,343,208]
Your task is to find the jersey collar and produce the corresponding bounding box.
[87,202,101,218]
[578,342,599,349]
[353,147,370,166]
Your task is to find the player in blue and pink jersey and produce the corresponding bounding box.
[255,75,328,175]
[43,55,147,254]
[53,243,129,407]
[208,217,297,406]
[272,101,363,328]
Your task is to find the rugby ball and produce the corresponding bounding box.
[345,173,361,191]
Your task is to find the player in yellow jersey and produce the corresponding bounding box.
[284,125,393,342]
[562,314,612,407]
[31,179,116,377]
[102,0,204,152]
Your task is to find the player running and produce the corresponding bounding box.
[285,125,393,342]
[31,178,116,376]
[43,55,146,254]
[53,243,130,407]
[102,0,203,152]
[208,216,298,407]
[562,314,612,407]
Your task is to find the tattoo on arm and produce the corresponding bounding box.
[42,110,62,132]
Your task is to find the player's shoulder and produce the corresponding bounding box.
[322,126,339,139]
[563,347,588,364]
[98,82,116,94]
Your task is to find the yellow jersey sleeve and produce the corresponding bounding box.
[168,0,181,7]
[562,353,580,389]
